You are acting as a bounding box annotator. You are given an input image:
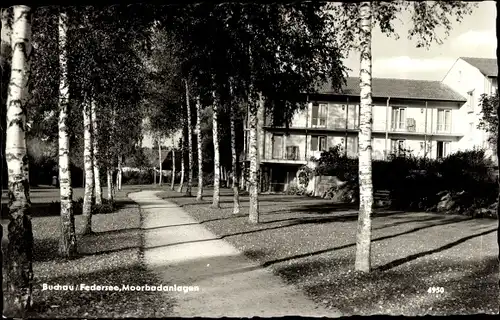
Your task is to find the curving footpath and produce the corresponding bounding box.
[128,190,342,318]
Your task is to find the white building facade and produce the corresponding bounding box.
[245,57,498,192]
[442,57,498,156]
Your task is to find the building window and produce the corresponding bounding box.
[311,103,327,127]
[311,135,327,152]
[391,139,405,155]
[437,141,450,159]
[466,90,474,112]
[347,136,358,155]
[437,109,451,132]
[272,134,284,159]
[391,107,406,130]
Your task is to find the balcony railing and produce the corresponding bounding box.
[267,146,306,161]
[331,118,359,130]
[372,119,459,135]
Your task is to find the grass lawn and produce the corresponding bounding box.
[2,184,174,318]
[158,186,499,316]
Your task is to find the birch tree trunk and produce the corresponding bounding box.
[57,10,76,258]
[158,137,162,186]
[170,137,175,190]
[211,95,221,208]
[230,99,240,214]
[82,96,94,235]
[5,6,34,316]
[1,10,12,302]
[185,80,193,197]
[116,154,122,191]
[355,1,374,273]
[256,95,264,192]
[196,97,203,200]
[248,95,261,223]
[177,136,184,193]
[107,167,113,204]
[91,99,102,205]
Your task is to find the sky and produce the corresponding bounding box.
[144,1,497,148]
[344,1,497,81]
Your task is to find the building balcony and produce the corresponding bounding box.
[372,119,464,137]
[263,117,359,132]
[263,146,308,164]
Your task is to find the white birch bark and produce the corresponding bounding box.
[355,1,374,273]
[196,97,203,200]
[158,136,162,186]
[177,136,184,193]
[106,168,113,203]
[82,96,94,235]
[57,10,76,258]
[185,80,193,196]
[117,154,122,191]
[248,95,262,223]
[211,93,221,208]
[230,96,240,214]
[91,99,102,205]
[170,136,175,190]
[5,6,34,316]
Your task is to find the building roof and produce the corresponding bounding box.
[460,57,498,77]
[316,77,466,102]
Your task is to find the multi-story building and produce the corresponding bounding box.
[243,57,498,192]
[442,57,498,155]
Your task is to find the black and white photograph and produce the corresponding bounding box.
[0,0,499,317]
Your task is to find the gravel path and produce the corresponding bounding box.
[129,190,342,317]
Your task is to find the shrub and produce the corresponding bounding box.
[388,149,497,213]
[314,146,497,215]
[122,170,154,185]
[314,145,358,181]
[297,165,314,188]
[285,180,307,195]
[203,172,214,186]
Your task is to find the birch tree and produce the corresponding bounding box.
[58,10,77,257]
[159,3,348,219]
[211,95,221,208]
[171,136,176,190]
[330,1,476,272]
[196,97,203,200]
[4,5,34,316]
[177,135,185,193]
[157,135,162,185]
[248,95,261,223]
[229,91,240,214]
[91,99,102,204]
[185,80,193,196]
[82,95,94,235]
[355,1,374,272]
[0,9,12,287]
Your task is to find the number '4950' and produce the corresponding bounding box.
[427,287,444,294]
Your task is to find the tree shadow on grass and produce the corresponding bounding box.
[372,216,443,230]
[376,227,498,272]
[137,216,472,256]
[272,254,498,315]
[1,199,139,219]
[32,227,142,263]
[255,218,474,268]
[171,198,303,208]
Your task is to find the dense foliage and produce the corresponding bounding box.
[313,146,497,215]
